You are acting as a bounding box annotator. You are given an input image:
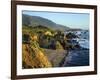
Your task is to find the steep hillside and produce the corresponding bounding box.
[22,41,52,68]
[22,14,70,31]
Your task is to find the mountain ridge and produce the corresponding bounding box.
[22,14,70,31]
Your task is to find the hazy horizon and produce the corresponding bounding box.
[22,11,90,30]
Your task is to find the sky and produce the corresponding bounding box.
[22,11,90,30]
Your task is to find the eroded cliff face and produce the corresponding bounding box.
[22,42,52,68]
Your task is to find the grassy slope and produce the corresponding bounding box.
[22,25,68,68]
[22,42,52,68]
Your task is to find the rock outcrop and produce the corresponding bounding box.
[22,41,52,68]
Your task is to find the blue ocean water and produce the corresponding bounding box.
[63,50,89,67]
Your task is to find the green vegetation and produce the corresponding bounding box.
[55,41,64,50]
[22,39,52,68]
[22,15,80,68]
[22,24,68,68]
